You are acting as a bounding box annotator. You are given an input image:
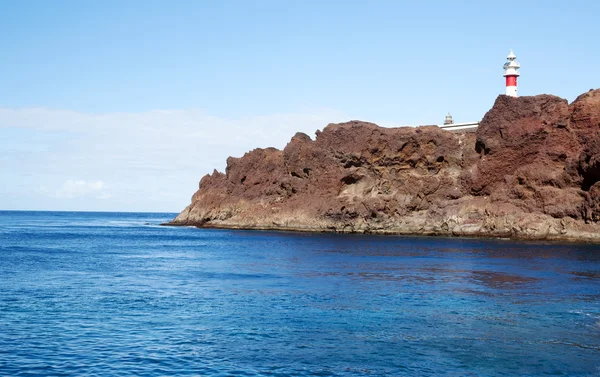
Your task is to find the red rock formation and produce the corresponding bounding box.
[170,90,600,242]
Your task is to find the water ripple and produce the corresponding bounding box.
[0,211,599,376]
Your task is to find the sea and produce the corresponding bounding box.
[0,211,599,376]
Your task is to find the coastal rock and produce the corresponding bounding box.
[170,90,600,242]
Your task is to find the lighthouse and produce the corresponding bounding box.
[503,49,520,97]
[443,113,453,125]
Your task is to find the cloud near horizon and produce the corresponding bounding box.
[0,107,348,212]
[53,180,110,200]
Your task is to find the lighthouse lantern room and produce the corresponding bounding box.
[503,49,520,97]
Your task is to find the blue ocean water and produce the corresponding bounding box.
[0,211,599,376]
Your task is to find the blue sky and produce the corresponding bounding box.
[1,0,598,212]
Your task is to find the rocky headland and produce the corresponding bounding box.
[169,89,600,242]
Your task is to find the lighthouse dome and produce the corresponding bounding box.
[505,60,520,68]
[503,49,520,77]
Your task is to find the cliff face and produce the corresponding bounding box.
[170,89,600,241]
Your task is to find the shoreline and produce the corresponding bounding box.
[162,221,600,244]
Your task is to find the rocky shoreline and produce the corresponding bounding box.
[168,90,600,242]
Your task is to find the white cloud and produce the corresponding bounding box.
[55,180,109,199]
[0,107,349,211]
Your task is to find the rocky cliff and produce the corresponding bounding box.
[169,89,600,242]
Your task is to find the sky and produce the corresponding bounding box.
[1,0,599,212]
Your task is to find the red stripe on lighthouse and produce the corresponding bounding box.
[506,76,517,87]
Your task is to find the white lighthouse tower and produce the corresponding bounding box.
[503,49,520,97]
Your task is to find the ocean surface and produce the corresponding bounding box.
[0,211,599,376]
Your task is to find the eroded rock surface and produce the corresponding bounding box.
[170,90,600,241]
